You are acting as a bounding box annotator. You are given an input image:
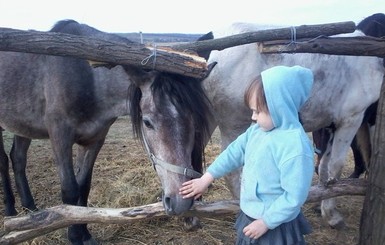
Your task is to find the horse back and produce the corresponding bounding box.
[207,23,384,132]
[0,51,97,138]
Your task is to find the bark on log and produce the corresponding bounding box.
[171,21,356,52]
[0,28,208,79]
[260,36,385,57]
[1,178,367,244]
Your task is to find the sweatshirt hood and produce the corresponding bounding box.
[261,65,313,129]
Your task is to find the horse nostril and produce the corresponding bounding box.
[163,196,175,214]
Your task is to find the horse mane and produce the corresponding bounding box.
[129,73,213,173]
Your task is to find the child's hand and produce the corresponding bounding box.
[243,219,269,240]
[179,173,214,200]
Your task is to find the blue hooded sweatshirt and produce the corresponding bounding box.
[207,65,314,229]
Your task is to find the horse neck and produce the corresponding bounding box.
[93,66,131,117]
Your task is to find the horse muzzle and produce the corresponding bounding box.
[162,193,194,215]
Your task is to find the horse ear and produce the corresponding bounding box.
[196,32,214,61]
[122,65,155,86]
[200,62,217,80]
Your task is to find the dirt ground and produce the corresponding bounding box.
[0,116,364,245]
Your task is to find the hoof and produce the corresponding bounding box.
[325,177,337,187]
[329,220,346,230]
[22,206,39,213]
[310,203,321,215]
[182,216,202,231]
[5,208,18,217]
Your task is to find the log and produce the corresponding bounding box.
[0,28,208,79]
[170,21,356,52]
[1,178,367,244]
[260,36,385,57]
[0,200,240,245]
[306,178,367,202]
[0,21,355,80]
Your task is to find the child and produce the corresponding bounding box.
[179,65,314,245]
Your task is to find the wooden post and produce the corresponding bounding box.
[359,75,385,244]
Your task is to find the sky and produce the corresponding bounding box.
[0,0,384,34]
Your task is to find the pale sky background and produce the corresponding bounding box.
[0,0,384,34]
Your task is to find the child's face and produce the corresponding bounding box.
[249,91,274,131]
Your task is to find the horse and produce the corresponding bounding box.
[0,63,132,210]
[199,13,385,230]
[0,20,213,244]
[312,13,385,179]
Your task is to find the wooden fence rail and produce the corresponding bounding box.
[1,178,367,244]
[0,21,358,79]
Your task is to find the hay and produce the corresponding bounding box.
[0,116,363,245]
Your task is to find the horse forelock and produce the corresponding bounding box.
[129,73,211,173]
[156,74,212,172]
[128,83,143,139]
[154,74,211,137]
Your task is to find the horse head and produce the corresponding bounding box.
[125,65,213,215]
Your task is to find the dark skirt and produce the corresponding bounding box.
[234,210,312,245]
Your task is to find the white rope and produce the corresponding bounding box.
[141,43,157,69]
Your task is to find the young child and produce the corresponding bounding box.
[179,65,315,245]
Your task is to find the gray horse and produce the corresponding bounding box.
[0,20,213,244]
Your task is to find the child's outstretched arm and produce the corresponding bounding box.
[179,173,214,200]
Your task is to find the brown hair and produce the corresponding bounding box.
[244,75,268,113]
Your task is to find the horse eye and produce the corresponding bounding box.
[143,119,154,129]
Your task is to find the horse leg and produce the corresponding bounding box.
[10,135,37,212]
[70,139,106,245]
[320,122,361,229]
[74,140,105,205]
[47,125,84,244]
[312,127,334,175]
[349,122,371,178]
[0,129,17,216]
[314,132,333,215]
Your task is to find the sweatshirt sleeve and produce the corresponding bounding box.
[262,154,314,229]
[207,128,251,179]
